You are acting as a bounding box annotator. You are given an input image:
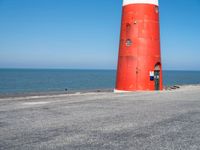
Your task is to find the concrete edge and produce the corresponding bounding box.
[114,89,133,93]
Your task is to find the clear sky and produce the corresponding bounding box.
[0,0,200,70]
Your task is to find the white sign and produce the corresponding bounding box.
[150,71,154,77]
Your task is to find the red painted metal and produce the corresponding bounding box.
[115,3,163,91]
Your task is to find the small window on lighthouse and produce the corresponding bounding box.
[155,6,159,13]
[126,39,132,47]
[126,23,131,32]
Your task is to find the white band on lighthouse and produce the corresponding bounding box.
[123,0,158,6]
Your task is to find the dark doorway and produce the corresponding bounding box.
[154,70,160,90]
[154,63,161,90]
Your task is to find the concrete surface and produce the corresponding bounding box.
[1,85,200,150]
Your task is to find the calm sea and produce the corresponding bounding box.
[0,69,200,95]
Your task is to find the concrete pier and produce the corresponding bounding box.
[1,85,200,149]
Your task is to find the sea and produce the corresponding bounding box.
[0,69,200,95]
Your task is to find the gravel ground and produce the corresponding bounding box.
[1,85,200,150]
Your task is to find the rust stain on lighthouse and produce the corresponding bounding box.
[115,0,163,92]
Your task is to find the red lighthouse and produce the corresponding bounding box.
[115,0,163,92]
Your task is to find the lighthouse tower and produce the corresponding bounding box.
[115,0,163,92]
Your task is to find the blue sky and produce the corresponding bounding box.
[0,0,200,70]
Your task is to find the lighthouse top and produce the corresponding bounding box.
[123,0,158,6]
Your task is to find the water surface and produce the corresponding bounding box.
[0,69,200,95]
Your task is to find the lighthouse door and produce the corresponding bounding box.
[154,71,160,90]
[154,64,161,90]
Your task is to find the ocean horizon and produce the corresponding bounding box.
[0,68,200,95]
